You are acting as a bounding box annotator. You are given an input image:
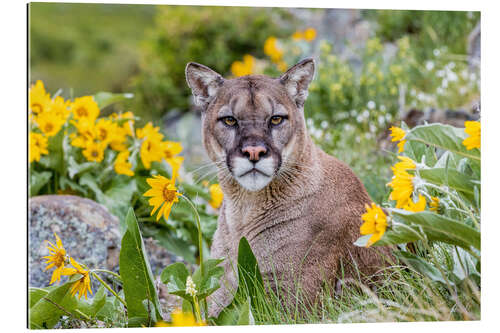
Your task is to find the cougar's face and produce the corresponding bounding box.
[186,59,315,192]
[207,79,299,191]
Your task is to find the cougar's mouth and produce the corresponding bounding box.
[231,156,276,191]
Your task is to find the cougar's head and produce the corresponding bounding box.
[185,58,315,192]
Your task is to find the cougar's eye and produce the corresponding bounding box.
[221,116,237,127]
[270,115,284,126]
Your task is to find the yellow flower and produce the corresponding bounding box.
[71,96,100,122]
[35,110,66,137]
[389,126,407,153]
[29,132,49,163]
[114,151,134,176]
[360,203,388,247]
[264,36,283,63]
[462,121,480,150]
[366,37,383,54]
[43,233,68,285]
[95,118,118,146]
[231,54,255,77]
[387,169,414,209]
[70,118,97,148]
[292,31,304,40]
[144,174,181,222]
[29,80,51,114]
[82,140,106,163]
[162,141,184,173]
[393,156,416,173]
[136,122,163,141]
[403,194,426,212]
[303,27,317,41]
[208,184,223,209]
[62,257,92,300]
[48,96,71,121]
[109,127,128,152]
[140,138,165,170]
[430,196,440,212]
[155,309,206,327]
[277,60,288,72]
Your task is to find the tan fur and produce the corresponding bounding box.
[185,59,392,317]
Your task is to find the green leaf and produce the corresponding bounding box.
[419,168,477,194]
[39,130,66,174]
[160,262,190,299]
[120,208,162,327]
[405,123,480,162]
[30,170,52,196]
[391,209,481,250]
[29,288,49,308]
[236,237,264,310]
[93,91,133,109]
[394,251,448,284]
[181,182,212,201]
[67,155,96,179]
[236,298,255,325]
[100,178,137,233]
[29,281,78,329]
[192,258,224,299]
[141,224,196,264]
[73,285,107,318]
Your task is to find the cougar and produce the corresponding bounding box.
[185,58,391,317]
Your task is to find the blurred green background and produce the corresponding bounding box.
[29,3,480,203]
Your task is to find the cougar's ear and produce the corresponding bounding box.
[279,58,315,108]
[185,62,224,110]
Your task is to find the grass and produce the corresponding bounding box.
[225,245,480,325]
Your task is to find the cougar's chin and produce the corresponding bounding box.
[231,157,275,192]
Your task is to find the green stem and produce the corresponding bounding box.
[92,269,122,282]
[91,271,127,307]
[193,296,203,323]
[180,194,204,278]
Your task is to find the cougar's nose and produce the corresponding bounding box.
[242,145,267,162]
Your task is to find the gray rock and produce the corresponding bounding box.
[29,195,121,288]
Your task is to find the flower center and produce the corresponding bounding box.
[45,123,54,133]
[99,128,108,141]
[162,186,176,202]
[77,107,88,117]
[91,150,99,158]
[164,150,172,159]
[54,251,65,267]
[32,103,43,113]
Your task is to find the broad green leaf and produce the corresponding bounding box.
[419,168,477,194]
[120,208,162,327]
[79,172,104,197]
[59,175,89,196]
[405,123,480,162]
[29,281,78,329]
[192,258,224,299]
[73,285,107,318]
[354,226,422,247]
[39,130,66,174]
[93,91,133,109]
[100,178,137,233]
[236,298,255,325]
[391,209,480,250]
[160,262,190,299]
[236,237,264,310]
[29,288,49,308]
[30,170,52,196]
[393,251,448,284]
[141,224,196,264]
[67,155,96,179]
